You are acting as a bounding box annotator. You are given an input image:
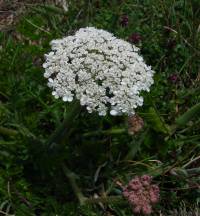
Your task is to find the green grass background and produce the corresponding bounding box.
[0,0,200,215]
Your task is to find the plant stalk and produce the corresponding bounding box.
[85,195,123,204]
[62,164,86,205]
[46,101,84,204]
[46,100,81,148]
[0,126,18,137]
[83,128,126,137]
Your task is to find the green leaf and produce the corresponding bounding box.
[142,107,170,134]
[36,4,67,15]
[176,103,200,126]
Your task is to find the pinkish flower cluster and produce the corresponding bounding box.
[123,175,159,215]
[120,15,129,27]
[129,33,142,44]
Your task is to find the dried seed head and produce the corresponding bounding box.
[128,114,144,135]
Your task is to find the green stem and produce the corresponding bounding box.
[46,101,84,204]
[83,128,126,137]
[124,129,148,160]
[0,126,18,137]
[46,101,125,206]
[85,195,123,204]
[46,100,81,148]
[62,164,86,205]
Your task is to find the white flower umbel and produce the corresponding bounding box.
[43,27,154,116]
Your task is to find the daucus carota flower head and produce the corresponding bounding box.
[123,175,159,215]
[43,27,154,116]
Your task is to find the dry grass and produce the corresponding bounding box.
[0,0,68,30]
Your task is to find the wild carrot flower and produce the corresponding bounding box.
[43,27,154,116]
[123,175,160,215]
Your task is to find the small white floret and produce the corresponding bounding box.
[110,110,118,116]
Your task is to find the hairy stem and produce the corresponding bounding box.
[62,164,86,205]
[46,101,84,204]
[46,100,81,148]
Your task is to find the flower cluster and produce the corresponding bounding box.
[123,175,159,215]
[120,15,129,27]
[168,74,179,83]
[43,27,154,116]
[129,32,142,44]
